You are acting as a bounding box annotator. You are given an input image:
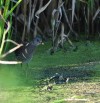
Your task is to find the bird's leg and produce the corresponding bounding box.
[27,63,29,67]
[25,63,29,80]
[21,63,23,67]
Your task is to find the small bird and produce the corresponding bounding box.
[15,37,43,64]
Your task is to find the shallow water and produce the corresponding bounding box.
[0,63,100,88]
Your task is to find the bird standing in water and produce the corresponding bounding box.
[15,37,43,65]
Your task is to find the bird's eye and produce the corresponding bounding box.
[37,38,41,42]
[37,39,39,42]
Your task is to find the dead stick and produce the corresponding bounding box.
[1,44,23,58]
[0,60,22,64]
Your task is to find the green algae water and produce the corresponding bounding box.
[0,65,21,87]
[0,64,39,88]
[0,64,30,87]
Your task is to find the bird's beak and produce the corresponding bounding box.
[41,42,44,45]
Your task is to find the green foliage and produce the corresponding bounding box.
[0,0,22,56]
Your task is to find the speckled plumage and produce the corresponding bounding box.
[15,37,42,63]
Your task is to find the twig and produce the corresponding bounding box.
[62,5,78,37]
[51,0,63,51]
[61,25,74,47]
[33,21,44,35]
[4,39,20,45]
[1,44,23,58]
[0,60,22,64]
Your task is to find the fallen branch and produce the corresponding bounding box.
[1,44,23,58]
[0,60,22,64]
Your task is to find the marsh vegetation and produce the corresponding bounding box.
[0,0,100,103]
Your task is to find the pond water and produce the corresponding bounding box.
[0,63,100,87]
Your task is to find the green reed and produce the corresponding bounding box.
[0,0,22,57]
